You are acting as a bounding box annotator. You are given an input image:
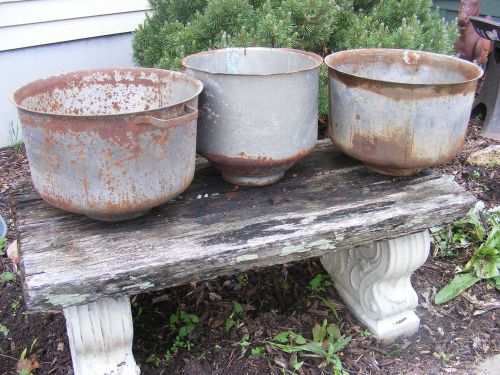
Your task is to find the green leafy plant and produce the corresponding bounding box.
[164,310,200,361]
[133,0,458,116]
[308,273,332,293]
[251,345,266,356]
[238,333,251,355]
[319,296,339,320]
[360,329,373,338]
[17,340,40,375]
[18,348,32,375]
[434,206,500,304]
[0,272,15,282]
[270,320,351,374]
[146,353,161,367]
[236,273,248,288]
[195,352,207,360]
[11,299,21,317]
[471,170,481,180]
[0,323,8,337]
[225,301,244,331]
[0,237,6,255]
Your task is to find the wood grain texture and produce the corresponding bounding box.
[10,141,477,311]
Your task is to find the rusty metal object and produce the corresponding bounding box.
[183,47,322,186]
[470,16,500,141]
[455,0,491,64]
[11,68,203,221]
[325,49,483,176]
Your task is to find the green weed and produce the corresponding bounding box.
[0,272,15,282]
[308,274,332,293]
[163,309,200,362]
[225,301,244,331]
[237,333,251,355]
[270,319,351,374]
[434,205,499,304]
[0,237,6,255]
[236,273,248,288]
[0,323,8,337]
[146,353,161,367]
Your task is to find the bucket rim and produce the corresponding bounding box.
[182,47,323,76]
[11,67,203,118]
[324,48,484,87]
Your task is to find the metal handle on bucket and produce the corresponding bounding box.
[133,105,198,129]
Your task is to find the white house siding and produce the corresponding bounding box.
[0,0,151,147]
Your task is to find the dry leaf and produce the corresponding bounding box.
[17,353,40,374]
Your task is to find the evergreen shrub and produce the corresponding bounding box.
[133,0,458,116]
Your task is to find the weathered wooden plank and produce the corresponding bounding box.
[11,141,476,311]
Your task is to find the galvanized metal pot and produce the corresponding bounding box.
[12,68,203,221]
[183,47,322,186]
[325,49,483,176]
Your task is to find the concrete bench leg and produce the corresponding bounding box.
[63,296,140,375]
[321,230,430,341]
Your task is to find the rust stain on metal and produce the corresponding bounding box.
[202,149,310,180]
[325,49,482,176]
[11,68,203,221]
[330,70,477,101]
[326,49,482,101]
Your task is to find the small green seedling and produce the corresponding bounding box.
[0,237,6,254]
[360,329,373,338]
[0,323,9,337]
[251,346,265,356]
[164,309,200,361]
[470,170,481,180]
[11,299,21,316]
[236,273,248,288]
[319,296,339,320]
[238,334,251,355]
[146,354,161,367]
[308,274,332,293]
[226,301,244,331]
[195,353,206,360]
[0,272,15,282]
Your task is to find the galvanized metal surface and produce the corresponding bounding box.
[325,49,483,176]
[11,68,203,221]
[183,47,322,186]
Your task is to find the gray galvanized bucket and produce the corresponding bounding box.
[183,47,322,186]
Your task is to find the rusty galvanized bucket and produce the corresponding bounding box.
[183,47,322,186]
[325,49,483,176]
[12,68,203,221]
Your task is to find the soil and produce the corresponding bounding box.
[0,121,499,375]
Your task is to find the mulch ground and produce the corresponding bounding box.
[0,120,498,375]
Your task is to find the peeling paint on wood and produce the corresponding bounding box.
[393,216,426,231]
[236,254,258,263]
[46,294,91,308]
[281,238,336,256]
[122,282,154,291]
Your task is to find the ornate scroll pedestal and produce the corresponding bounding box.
[321,230,430,342]
[63,296,140,375]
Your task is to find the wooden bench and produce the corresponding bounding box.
[10,140,476,375]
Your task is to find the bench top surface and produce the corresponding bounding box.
[11,141,476,311]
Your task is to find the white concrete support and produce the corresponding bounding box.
[63,296,140,375]
[321,230,430,341]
